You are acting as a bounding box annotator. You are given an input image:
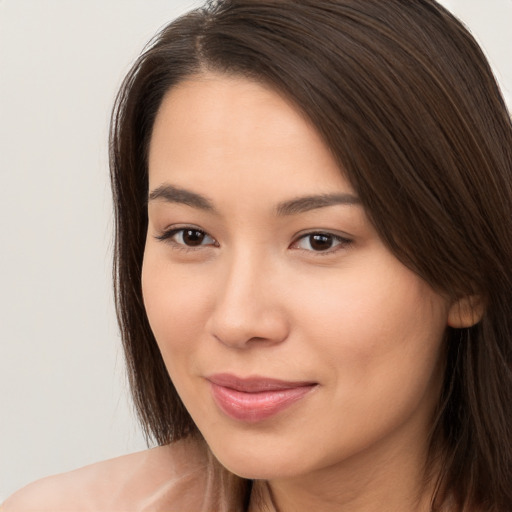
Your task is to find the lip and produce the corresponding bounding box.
[206,373,317,423]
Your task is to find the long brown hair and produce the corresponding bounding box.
[109,1,512,509]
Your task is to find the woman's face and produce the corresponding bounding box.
[142,73,452,481]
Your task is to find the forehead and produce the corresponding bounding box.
[148,72,351,198]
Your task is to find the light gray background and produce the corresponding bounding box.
[1,0,511,500]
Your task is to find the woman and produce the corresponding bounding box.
[3,0,511,510]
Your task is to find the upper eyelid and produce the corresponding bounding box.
[156,224,212,237]
[292,229,353,242]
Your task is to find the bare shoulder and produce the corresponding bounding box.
[1,437,211,512]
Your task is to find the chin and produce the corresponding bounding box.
[204,434,308,481]
[217,456,296,481]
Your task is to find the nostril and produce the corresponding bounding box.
[210,314,289,349]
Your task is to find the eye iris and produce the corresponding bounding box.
[183,229,205,246]
[310,234,333,251]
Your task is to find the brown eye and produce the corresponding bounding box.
[156,227,217,248]
[293,232,352,253]
[182,229,206,246]
[309,234,334,251]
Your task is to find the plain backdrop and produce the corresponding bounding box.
[1,0,511,500]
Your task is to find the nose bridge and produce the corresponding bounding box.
[222,247,261,303]
[208,245,288,348]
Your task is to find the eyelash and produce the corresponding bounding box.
[155,227,353,255]
[291,232,353,255]
[155,227,218,253]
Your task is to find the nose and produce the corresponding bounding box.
[206,251,290,349]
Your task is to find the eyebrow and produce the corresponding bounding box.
[275,193,361,216]
[148,184,216,212]
[148,184,360,216]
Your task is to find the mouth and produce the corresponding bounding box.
[206,373,318,423]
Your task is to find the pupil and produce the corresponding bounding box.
[310,234,332,251]
[183,230,205,246]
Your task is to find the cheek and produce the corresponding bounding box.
[291,264,448,392]
[285,267,449,460]
[141,251,213,357]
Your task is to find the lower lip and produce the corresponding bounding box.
[209,382,316,423]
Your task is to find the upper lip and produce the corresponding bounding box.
[206,373,317,393]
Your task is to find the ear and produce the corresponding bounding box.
[447,295,484,328]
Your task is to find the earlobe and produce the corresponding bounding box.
[447,295,485,328]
